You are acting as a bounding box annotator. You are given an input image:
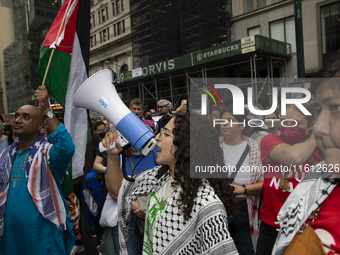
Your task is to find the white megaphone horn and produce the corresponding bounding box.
[73,69,157,156]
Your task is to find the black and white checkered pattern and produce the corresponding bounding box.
[117,166,238,255]
[273,162,339,255]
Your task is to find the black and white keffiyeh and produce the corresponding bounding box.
[117,166,239,255]
[272,161,339,255]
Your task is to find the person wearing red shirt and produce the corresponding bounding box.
[273,54,340,255]
[257,103,321,255]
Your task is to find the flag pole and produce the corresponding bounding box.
[41,0,73,88]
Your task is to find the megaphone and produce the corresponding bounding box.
[73,69,157,156]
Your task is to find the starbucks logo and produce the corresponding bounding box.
[196,53,203,61]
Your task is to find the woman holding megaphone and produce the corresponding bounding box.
[103,112,239,255]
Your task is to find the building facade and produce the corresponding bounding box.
[89,0,132,76]
[112,0,234,109]
[116,34,292,110]
[232,0,340,77]
[88,0,234,109]
[3,0,61,113]
[129,0,232,68]
[0,0,15,115]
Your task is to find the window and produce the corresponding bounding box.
[90,0,94,6]
[320,2,340,57]
[103,29,107,41]
[244,0,253,12]
[270,16,296,53]
[248,26,260,36]
[121,0,124,11]
[117,21,121,35]
[107,28,110,40]
[98,11,101,23]
[116,0,120,14]
[120,64,128,73]
[90,36,94,47]
[112,2,115,15]
[90,16,93,28]
[94,34,96,45]
[257,0,266,8]
[244,0,267,12]
[101,8,106,22]
[122,20,125,33]
[100,31,102,43]
[113,24,116,36]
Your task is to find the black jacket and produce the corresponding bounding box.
[155,114,172,134]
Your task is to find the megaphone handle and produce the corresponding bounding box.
[121,148,135,182]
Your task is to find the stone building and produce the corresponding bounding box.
[3,0,61,113]
[0,0,15,114]
[89,0,132,76]
[232,0,340,77]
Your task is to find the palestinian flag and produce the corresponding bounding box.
[37,0,90,179]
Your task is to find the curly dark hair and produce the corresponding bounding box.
[156,112,237,220]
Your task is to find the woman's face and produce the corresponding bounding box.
[313,82,340,168]
[155,118,176,170]
[280,107,312,135]
[264,113,279,129]
[210,110,220,120]
[221,112,243,139]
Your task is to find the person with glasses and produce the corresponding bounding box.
[272,53,340,255]
[155,99,172,134]
[263,107,280,136]
[256,103,321,255]
[143,109,153,121]
[103,112,239,255]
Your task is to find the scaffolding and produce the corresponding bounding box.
[130,0,232,68]
[116,35,292,111]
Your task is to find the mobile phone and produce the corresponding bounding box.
[181,99,187,105]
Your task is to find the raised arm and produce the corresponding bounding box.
[103,131,124,197]
[34,86,75,181]
[34,86,60,134]
[105,177,118,200]
[265,135,317,166]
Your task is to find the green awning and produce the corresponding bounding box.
[118,35,292,84]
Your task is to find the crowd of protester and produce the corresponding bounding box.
[0,54,340,255]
